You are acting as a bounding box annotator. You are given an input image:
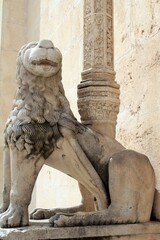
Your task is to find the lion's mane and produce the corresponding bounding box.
[5,42,85,159]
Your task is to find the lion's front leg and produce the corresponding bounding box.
[0,147,45,228]
[0,147,11,214]
[49,210,110,227]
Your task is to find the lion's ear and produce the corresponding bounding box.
[17,42,38,58]
[16,42,38,66]
[17,44,28,57]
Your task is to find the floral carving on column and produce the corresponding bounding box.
[78,0,119,138]
[94,14,104,67]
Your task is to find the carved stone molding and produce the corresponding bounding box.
[78,79,120,138]
[78,0,119,138]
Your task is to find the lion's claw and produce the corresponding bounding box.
[49,213,80,227]
[0,206,29,228]
[30,208,46,220]
[30,208,58,220]
[49,214,69,227]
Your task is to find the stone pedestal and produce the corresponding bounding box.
[1,221,160,240]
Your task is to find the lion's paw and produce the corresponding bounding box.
[49,211,109,227]
[49,213,72,227]
[49,213,84,227]
[30,208,49,220]
[0,206,29,228]
[30,208,70,220]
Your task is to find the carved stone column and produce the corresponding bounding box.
[77,0,120,138]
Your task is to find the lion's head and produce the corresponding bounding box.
[9,39,66,127]
[17,39,62,77]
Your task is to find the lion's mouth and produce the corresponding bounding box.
[32,59,58,67]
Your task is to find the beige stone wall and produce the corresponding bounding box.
[0,0,27,202]
[0,0,3,47]
[27,0,40,42]
[114,0,160,189]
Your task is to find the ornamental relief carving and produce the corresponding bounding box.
[78,101,119,122]
[94,14,104,67]
[84,41,93,69]
[84,0,92,16]
[84,15,92,69]
[94,0,103,13]
[106,0,112,16]
[106,17,113,67]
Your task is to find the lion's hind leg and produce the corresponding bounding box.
[50,150,155,227]
[107,150,155,223]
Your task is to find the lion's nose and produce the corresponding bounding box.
[38,40,54,49]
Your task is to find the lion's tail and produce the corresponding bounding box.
[152,189,160,220]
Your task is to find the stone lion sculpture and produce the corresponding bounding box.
[0,39,160,228]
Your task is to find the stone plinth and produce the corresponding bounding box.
[0,221,160,240]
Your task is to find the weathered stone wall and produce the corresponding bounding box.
[114,0,160,189]
[27,0,40,42]
[0,0,27,202]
